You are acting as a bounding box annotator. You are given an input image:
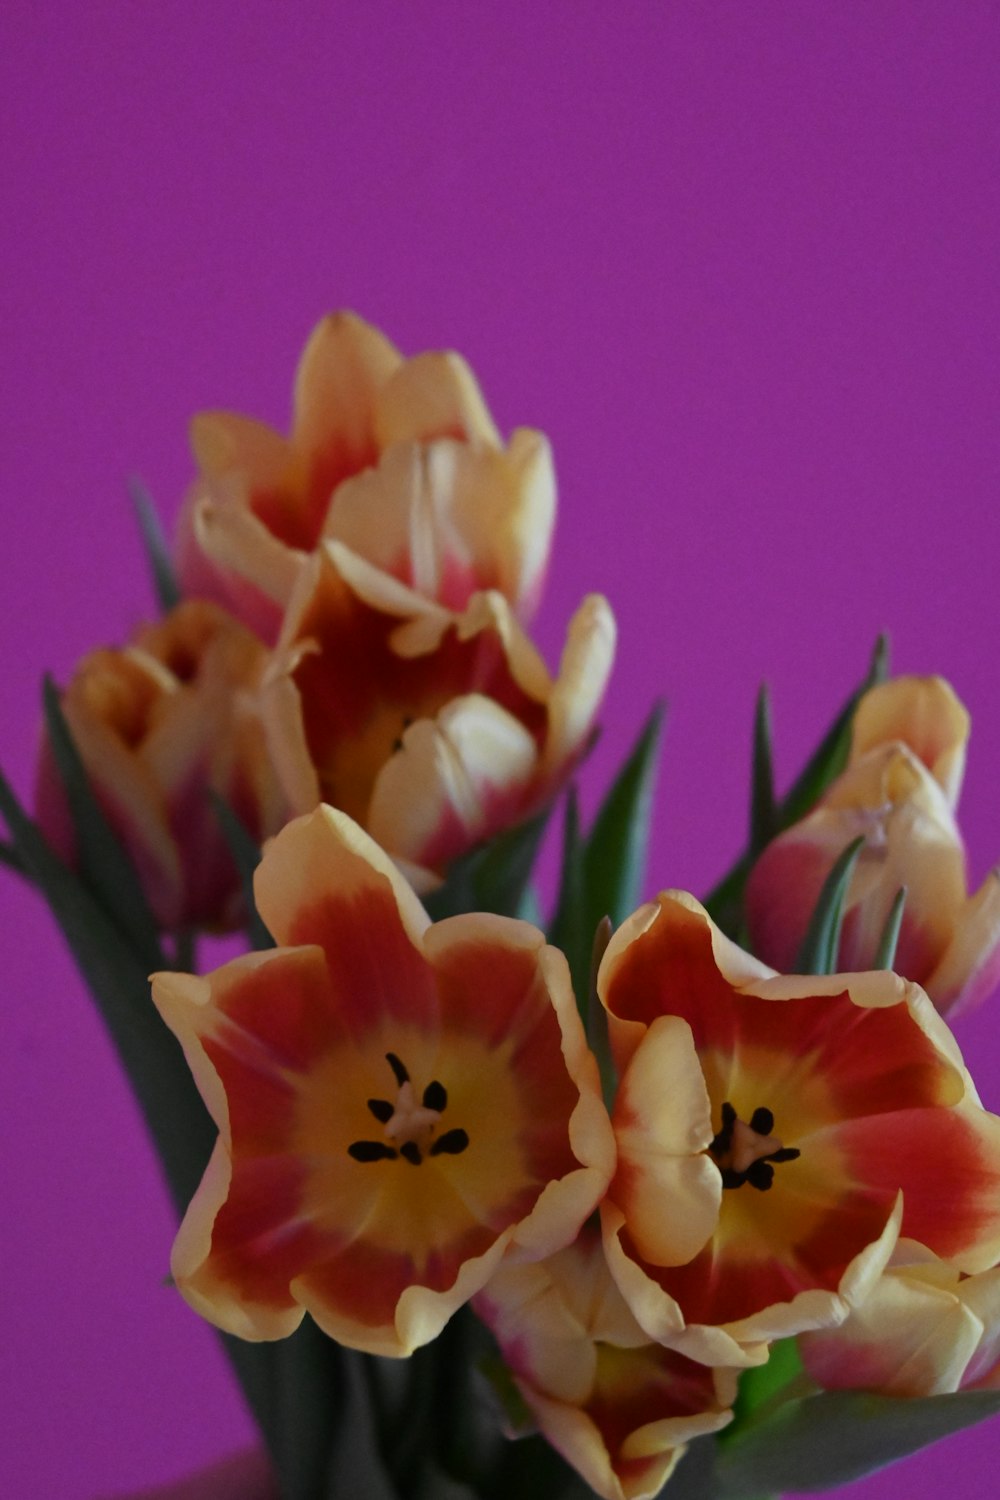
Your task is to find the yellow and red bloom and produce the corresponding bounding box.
[598,893,1000,1368]
[746,676,1000,1017]
[799,1240,1000,1397]
[261,540,614,890]
[151,807,614,1357]
[176,310,555,639]
[36,600,286,931]
[475,1224,735,1500]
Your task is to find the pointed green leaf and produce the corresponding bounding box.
[777,632,889,832]
[715,1388,1000,1498]
[423,806,552,921]
[726,1338,805,1437]
[580,701,665,932]
[0,839,27,877]
[548,788,588,1013]
[704,635,889,936]
[795,835,865,975]
[749,684,777,858]
[321,1343,400,1500]
[42,676,164,971]
[0,761,208,1213]
[873,887,907,970]
[209,791,274,949]
[129,475,181,613]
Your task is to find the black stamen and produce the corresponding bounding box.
[348,1141,398,1162]
[746,1160,775,1191]
[367,1098,394,1124]
[770,1147,801,1164]
[423,1080,447,1111]
[750,1107,774,1135]
[710,1100,737,1155]
[429,1128,469,1157]
[400,1141,422,1166]
[386,1052,409,1086]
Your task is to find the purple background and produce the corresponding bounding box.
[3,3,1000,1495]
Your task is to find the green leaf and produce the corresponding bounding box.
[726,1337,805,1438]
[41,676,164,972]
[0,839,27,878]
[129,475,181,613]
[423,806,552,922]
[209,792,275,949]
[0,762,208,1214]
[549,788,588,1015]
[795,835,865,975]
[715,1387,1000,1497]
[321,1341,399,1500]
[777,632,888,832]
[579,700,665,933]
[873,887,907,970]
[749,684,777,859]
[704,634,888,937]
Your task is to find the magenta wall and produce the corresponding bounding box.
[3,4,1000,1496]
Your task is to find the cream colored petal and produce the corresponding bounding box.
[543,595,617,776]
[190,412,292,486]
[291,311,401,465]
[515,1381,685,1500]
[190,484,306,608]
[260,654,323,816]
[322,538,454,653]
[367,696,539,868]
[454,589,552,699]
[253,805,431,951]
[375,350,501,447]
[55,683,183,927]
[323,429,556,618]
[850,676,970,807]
[612,1016,720,1268]
[476,1259,599,1405]
[600,1205,768,1369]
[800,1259,983,1396]
[925,869,1000,1019]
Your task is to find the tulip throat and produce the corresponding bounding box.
[709,1102,800,1191]
[347,1051,470,1166]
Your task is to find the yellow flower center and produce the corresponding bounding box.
[347,1051,470,1167]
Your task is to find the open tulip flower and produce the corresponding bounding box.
[151,806,615,1357]
[799,1239,1000,1398]
[475,1224,736,1500]
[35,600,286,932]
[746,675,1000,1018]
[176,310,556,640]
[261,538,614,889]
[597,892,1000,1369]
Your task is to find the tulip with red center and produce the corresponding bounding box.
[152,807,614,1356]
[598,892,1000,1368]
[475,1224,735,1500]
[176,310,555,639]
[746,676,1000,1017]
[262,539,614,890]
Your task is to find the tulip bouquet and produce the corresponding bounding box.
[6,310,1000,1500]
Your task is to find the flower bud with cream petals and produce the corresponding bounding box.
[176,311,555,637]
[747,676,1000,1017]
[475,1225,734,1500]
[800,1240,1000,1397]
[36,600,286,931]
